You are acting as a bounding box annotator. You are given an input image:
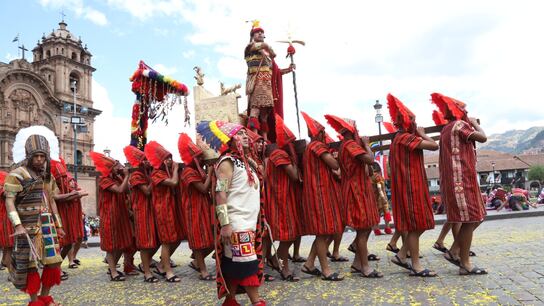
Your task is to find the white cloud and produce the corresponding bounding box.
[5,53,18,61]
[152,63,178,76]
[38,0,108,26]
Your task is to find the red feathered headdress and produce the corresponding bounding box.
[144,141,172,169]
[301,111,325,138]
[50,159,67,179]
[431,93,467,120]
[324,114,356,135]
[324,132,335,144]
[123,145,146,167]
[387,93,415,131]
[275,114,296,148]
[178,133,202,165]
[432,110,448,125]
[89,151,117,176]
[383,122,398,133]
[246,129,263,143]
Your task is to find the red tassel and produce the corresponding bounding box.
[41,266,61,287]
[222,297,241,306]
[253,299,266,306]
[22,271,41,295]
[384,212,392,223]
[38,296,54,305]
[28,301,45,306]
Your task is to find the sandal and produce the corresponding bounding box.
[350,265,362,274]
[361,269,383,278]
[110,273,126,282]
[367,254,380,261]
[391,255,412,271]
[266,260,281,273]
[144,275,159,283]
[386,243,400,254]
[322,272,344,281]
[61,271,69,281]
[459,265,487,275]
[347,244,356,254]
[137,263,145,273]
[73,259,81,265]
[301,265,322,276]
[432,243,448,253]
[124,270,140,276]
[444,250,461,267]
[410,268,437,277]
[469,250,477,257]
[264,273,275,282]
[165,275,181,282]
[68,263,78,269]
[280,272,300,282]
[199,274,216,281]
[291,256,307,263]
[153,267,166,278]
[330,256,349,262]
[188,262,200,273]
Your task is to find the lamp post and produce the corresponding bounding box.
[71,80,78,183]
[103,147,111,157]
[373,100,383,150]
[491,161,496,184]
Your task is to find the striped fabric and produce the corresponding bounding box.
[4,167,62,290]
[301,141,343,235]
[390,132,435,232]
[339,140,380,230]
[129,169,158,250]
[264,149,300,241]
[52,164,84,247]
[98,176,133,252]
[439,120,486,223]
[181,167,213,250]
[150,169,183,244]
[0,187,14,248]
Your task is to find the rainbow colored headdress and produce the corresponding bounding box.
[196,120,244,153]
[387,93,416,131]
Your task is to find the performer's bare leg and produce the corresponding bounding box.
[60,243,72,260]
[278,241,298,279]
[305,235,336,277]
[160,243,179,279]
[244,286,261,304]
[304,239,317,268]
[434,222,453,251]
[292,236,304,260]
[70,239,83,263]
[106,251,123,278]
[354,229,381,276]
[331,233,343,258]
[388,230,402,249]
[404,230,435,275]
[140,249,154,279]
[193,248,213,278]
[456,223,479,271]
[249,108,261,135]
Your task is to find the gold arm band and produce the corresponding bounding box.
[8,211,22,227]
[215,178,230,193]
[216,204,230,227]
[54,213,63,228]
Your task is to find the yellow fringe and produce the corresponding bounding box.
[209,121,231,144]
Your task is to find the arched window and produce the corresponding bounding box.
[46,50,51,58]
[72,52,77,60]
[69,71,80,93]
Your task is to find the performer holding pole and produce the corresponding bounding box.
[245,20,295,141]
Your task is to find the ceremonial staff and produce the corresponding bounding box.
[278,35,305,138]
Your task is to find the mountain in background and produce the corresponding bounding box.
[479,126,544,154]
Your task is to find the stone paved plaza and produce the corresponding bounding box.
[1,216,544,305]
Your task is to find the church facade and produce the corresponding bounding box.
[0,21,101,215]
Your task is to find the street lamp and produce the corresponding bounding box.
[373,99,383,141]
[103,147,111,157]
[513,155,532,167]
[71,80,78,183]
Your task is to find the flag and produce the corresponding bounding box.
[12,34,19,43]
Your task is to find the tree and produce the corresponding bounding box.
[528,165,544,183]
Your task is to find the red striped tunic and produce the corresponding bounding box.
[0,187,14,248]
[265,149,300,241]
[390,132,435,232]
[439,120,486,222]
[181,167,213,250]
[301,141,343,235]
[151,169,183,244]
[53,172,84,247]
[98,176,133,252]
[129,169,158,249]
[339,140,380,230]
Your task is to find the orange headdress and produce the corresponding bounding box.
[431,93,467,120]
[301,111,325,138]
[324,114,357,135]
[275,114,296,148]
[387,93,416,131]
[89,151,117,176]
[144,141,172,169]
[123,145,146,167]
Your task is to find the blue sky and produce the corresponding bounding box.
[1,0,543,161]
